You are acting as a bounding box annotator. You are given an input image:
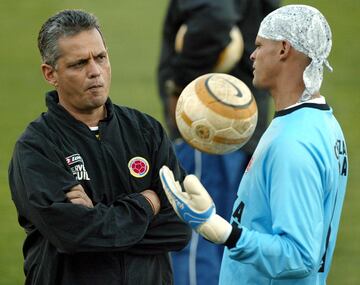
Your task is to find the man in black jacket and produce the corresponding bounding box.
[8,9,191,285]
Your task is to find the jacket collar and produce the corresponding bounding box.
[45,90,114,124]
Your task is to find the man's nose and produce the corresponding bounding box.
[87,59,101,77]
[250,50,256,61]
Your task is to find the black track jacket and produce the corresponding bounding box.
[8,91,191,285]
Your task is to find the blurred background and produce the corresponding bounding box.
[0,0,358,284]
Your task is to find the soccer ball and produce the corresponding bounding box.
[175,73,258,154]
[175,25,244,73]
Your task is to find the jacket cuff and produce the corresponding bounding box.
[129,193,154,218]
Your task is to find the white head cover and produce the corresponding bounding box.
[258,5,332,101]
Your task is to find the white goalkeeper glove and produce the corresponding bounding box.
[159,165,233,244]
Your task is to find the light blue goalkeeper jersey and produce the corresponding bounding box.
[219,101,348,285]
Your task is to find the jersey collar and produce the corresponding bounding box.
[274,96,330,118]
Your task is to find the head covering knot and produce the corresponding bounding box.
[258,5,332,101]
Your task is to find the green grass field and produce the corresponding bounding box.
[0,0,359,284]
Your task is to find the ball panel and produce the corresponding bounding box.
[178,110,192,127]
[194,74,257,120]
[213,135,248,146]
[191,120,215,142]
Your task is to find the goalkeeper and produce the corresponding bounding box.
[157,1,279,284]
[160,5,348,285]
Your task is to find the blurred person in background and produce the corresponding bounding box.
[8,9,191,285]
[157,0,279,284]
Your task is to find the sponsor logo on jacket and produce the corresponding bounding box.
[65,153,90,181]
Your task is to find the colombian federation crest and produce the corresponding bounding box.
[128,157,149,178]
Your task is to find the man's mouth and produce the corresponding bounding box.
[87,84,104,91]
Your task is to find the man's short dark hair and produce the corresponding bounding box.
[38,9,105,67]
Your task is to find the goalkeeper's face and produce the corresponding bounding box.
[41,28,112,114]
[250,36,281,90]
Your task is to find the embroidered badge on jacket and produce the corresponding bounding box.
[128,157,150,178]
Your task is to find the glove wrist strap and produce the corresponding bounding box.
[224,226,242,249]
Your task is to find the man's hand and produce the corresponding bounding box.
[159,165,232,244]
[141,189,161,215]
[66,184,94,208]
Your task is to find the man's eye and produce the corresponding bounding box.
[97,55,107,61]
[71,61,86,68]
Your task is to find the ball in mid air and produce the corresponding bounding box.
[175,73,257,154]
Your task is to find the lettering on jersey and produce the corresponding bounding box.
[65,153,91,181]
[232,201,245,224]
[334,139,347,176]
[128,157,149,178]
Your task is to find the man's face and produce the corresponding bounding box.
[250,36,281,90]
[48,28,111,113]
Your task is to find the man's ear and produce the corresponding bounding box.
[41,63,58,87]
[279,40,291,59]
